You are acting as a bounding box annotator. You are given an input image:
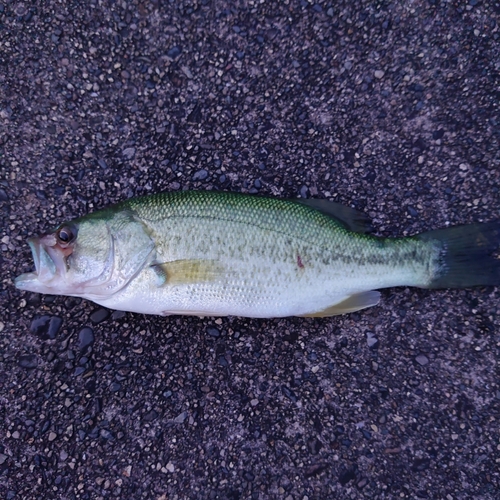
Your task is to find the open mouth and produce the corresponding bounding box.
[14,234,70,292]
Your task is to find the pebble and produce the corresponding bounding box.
[193,169,208,181]
[416,354,429,366]
[167,46,182,59]
[174,411,188,423]
[281,385,298,402]
[90,308,110,324]
[407,205,418,217]
[78,327,95,352]
[122,147,136,160]
[30,315,63,340]
[374,70,384,79]
[109,382,121,392]
[366,331,379,348]
[97,158,108,170]
[206,327,220,338]
[18,353,38,369]
[0,188,8,201]
[111,310,126,320]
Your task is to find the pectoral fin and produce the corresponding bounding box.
[151,259,225,286]
[299,291,381,317]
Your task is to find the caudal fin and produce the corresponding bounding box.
[418,220,500,288]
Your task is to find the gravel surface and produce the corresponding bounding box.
[1,1,499,499]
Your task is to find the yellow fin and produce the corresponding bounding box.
[151,259,225,286]
[299,291,381,317]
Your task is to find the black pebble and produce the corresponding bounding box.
[281,385,298,402]
[207,327,220,338]
[193,169,209,181]
[30,316,63,340]
[407,205,418,217]
[339,467,356,485]
[218,355,229,367]
[432,129,444,140]
[90,308,110,324]
[97,158,108,170]
[111,310,126,320]
[109,382,121,392]
[167,46,182,59]
[0,188,8,201]
[19,354,38,369]
[78,327,94,352]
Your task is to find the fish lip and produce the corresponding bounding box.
[27,236,41,275]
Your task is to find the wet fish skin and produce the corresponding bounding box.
[14,191,500,318]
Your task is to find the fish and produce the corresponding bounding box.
[14,191,500,318]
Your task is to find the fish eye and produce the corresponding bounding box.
[56,225,76,245]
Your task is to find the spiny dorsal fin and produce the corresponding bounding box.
[292,199,373,234]
[298,291,381,317]
[151,259,226,286]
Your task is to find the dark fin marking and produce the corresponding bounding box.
[151,259,225,286]
[292,199,373,233]
[298,291,381,317]
[418,220,500,288]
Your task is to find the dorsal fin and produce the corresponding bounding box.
[292,199,373,234]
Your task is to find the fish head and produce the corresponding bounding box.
[15,211,155,300]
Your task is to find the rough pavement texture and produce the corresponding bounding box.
[1,1,499,499]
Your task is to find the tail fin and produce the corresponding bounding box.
[418,220,500,288]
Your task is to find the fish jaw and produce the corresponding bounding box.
[15,235,71,294]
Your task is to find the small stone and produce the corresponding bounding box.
[111,310,126,320]
[166,462,175,472]
[0,321,4,333]
[174,411,187,423]
[407,205,418,217]
[78,327,94,352]
[97,158,108,170]
[193,169,208,181]
[206,327,220,338]
[366,331,379,349]
[109,381,121,392]
[0,454,8,465]
[30,315,63,340]
[122,147,136,159]
[90,308,110,324]
[18,354,38,369]
[374,70,384,79]
[0,188,8,201]
[416,354,429,366]
[281,385,298,402]
[167,46,182,59]
[48,431,57,441]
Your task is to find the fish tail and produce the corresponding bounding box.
[417,220,500,288]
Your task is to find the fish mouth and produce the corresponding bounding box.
[15,235,69,292]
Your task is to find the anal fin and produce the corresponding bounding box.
[152,259,225,286]
[298,291,381,317]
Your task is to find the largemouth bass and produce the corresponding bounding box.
[14,191,500,318]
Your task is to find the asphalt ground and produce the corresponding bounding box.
[1,1,499,499]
